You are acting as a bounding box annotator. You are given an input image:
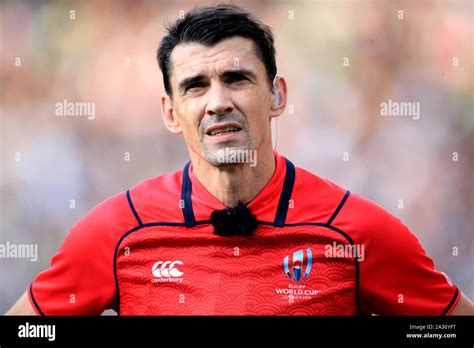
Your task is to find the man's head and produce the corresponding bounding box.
[158,4,287,167]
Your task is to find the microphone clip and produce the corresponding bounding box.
[211,203,258,237]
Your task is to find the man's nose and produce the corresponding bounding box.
[205,84,234,116]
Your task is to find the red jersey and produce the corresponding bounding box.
[28,151,460,315]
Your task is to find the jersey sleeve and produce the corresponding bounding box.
[28,192,138,315]
[332,193,460,315]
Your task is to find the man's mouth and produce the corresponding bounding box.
[205,123,242,137]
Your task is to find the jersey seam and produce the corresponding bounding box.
[273,158,296,227]
[29,282,45,316]
[327,190,351,226]
[126,190,143,226]
[181,161,197,227]
[441,286,460,316]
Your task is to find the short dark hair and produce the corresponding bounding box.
[157,4,277,97]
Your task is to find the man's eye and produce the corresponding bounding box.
[187,82,205,91]
[227,75,247,83]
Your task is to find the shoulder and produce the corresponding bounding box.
[65,168,183,249]
[127,169,185,224]
[78,191,136,227]
[289,163,414,245]
[331,190,416,248]
[64,191,139,255]
[287,165,348,224]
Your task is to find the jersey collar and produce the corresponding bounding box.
[181,150,295,227]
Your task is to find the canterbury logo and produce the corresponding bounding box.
[152,260,184,278]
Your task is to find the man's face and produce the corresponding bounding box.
[165,36,275,166]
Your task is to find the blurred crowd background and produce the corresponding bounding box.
[1,0,472,314]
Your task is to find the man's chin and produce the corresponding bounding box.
[202,146,257,168]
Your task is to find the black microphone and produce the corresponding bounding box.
[211,202,258,237]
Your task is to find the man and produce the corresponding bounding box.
[7,4,473,315]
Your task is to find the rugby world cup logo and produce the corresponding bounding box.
[284,248,312,282]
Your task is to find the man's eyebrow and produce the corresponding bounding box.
[221,69,257,81]
[177,74,207,93]
[177,69,257,94]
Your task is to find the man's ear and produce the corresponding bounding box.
[270,75,287,118]
[161,94,183,134]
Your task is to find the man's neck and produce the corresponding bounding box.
[190,147,276,207]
